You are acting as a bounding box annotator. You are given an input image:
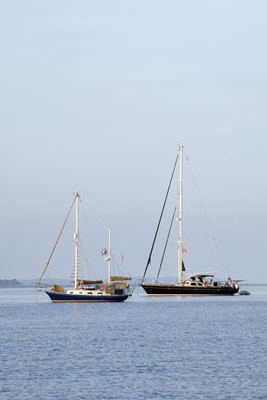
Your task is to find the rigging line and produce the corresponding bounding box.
[36,269,60,288]
[110,250,127,277]
[142,152,179,280]
[186,157,230,277]
[156,206,177,281]
[71,253,82,281]
[80,201,98,254]
[79,202,104,280]
[78,204,103,281]
[34,290,38,304]
[44,270,60,286]
[36,194,77,287]
[79,241,100,281]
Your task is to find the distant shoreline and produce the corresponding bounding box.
[0,279,22,287]
[0,278,267,287]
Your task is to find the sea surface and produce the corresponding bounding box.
[1,285,267,400]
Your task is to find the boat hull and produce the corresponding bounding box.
[141,284,238,296]
[46,291,128,303]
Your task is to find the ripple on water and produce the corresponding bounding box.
[0,287,267,399]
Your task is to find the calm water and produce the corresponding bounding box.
[1,286,267,400]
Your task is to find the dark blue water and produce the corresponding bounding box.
[1,286,267,400]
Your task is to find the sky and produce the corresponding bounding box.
[0,0,266,283]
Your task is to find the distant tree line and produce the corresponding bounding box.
[0,279,21,287]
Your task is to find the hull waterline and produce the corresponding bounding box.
[141,284,238,296]
[46,291,128,303]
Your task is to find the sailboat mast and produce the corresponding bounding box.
[178,145,184,284]
[74,193,80,289]
[108,226,111,283]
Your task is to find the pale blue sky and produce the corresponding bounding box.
[0,1,266,282]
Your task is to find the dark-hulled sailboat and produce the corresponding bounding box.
[35,193,131,302]
[141,146,239,296]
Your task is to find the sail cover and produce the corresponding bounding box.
[110,276,131,282]
[76,280,103,285]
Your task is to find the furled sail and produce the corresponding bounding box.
[76,280,103,285]
[110,276,131,282]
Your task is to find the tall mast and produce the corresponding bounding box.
[74,193,80,289]
[108,226,111,283]
[178,145,183,284]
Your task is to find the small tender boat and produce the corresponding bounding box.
[239,290,250,295]
[36,194,131,303]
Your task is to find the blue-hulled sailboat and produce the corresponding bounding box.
[35,193,131,303]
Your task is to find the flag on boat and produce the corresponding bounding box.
[121,254,125,262]
[182,248,187,254]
